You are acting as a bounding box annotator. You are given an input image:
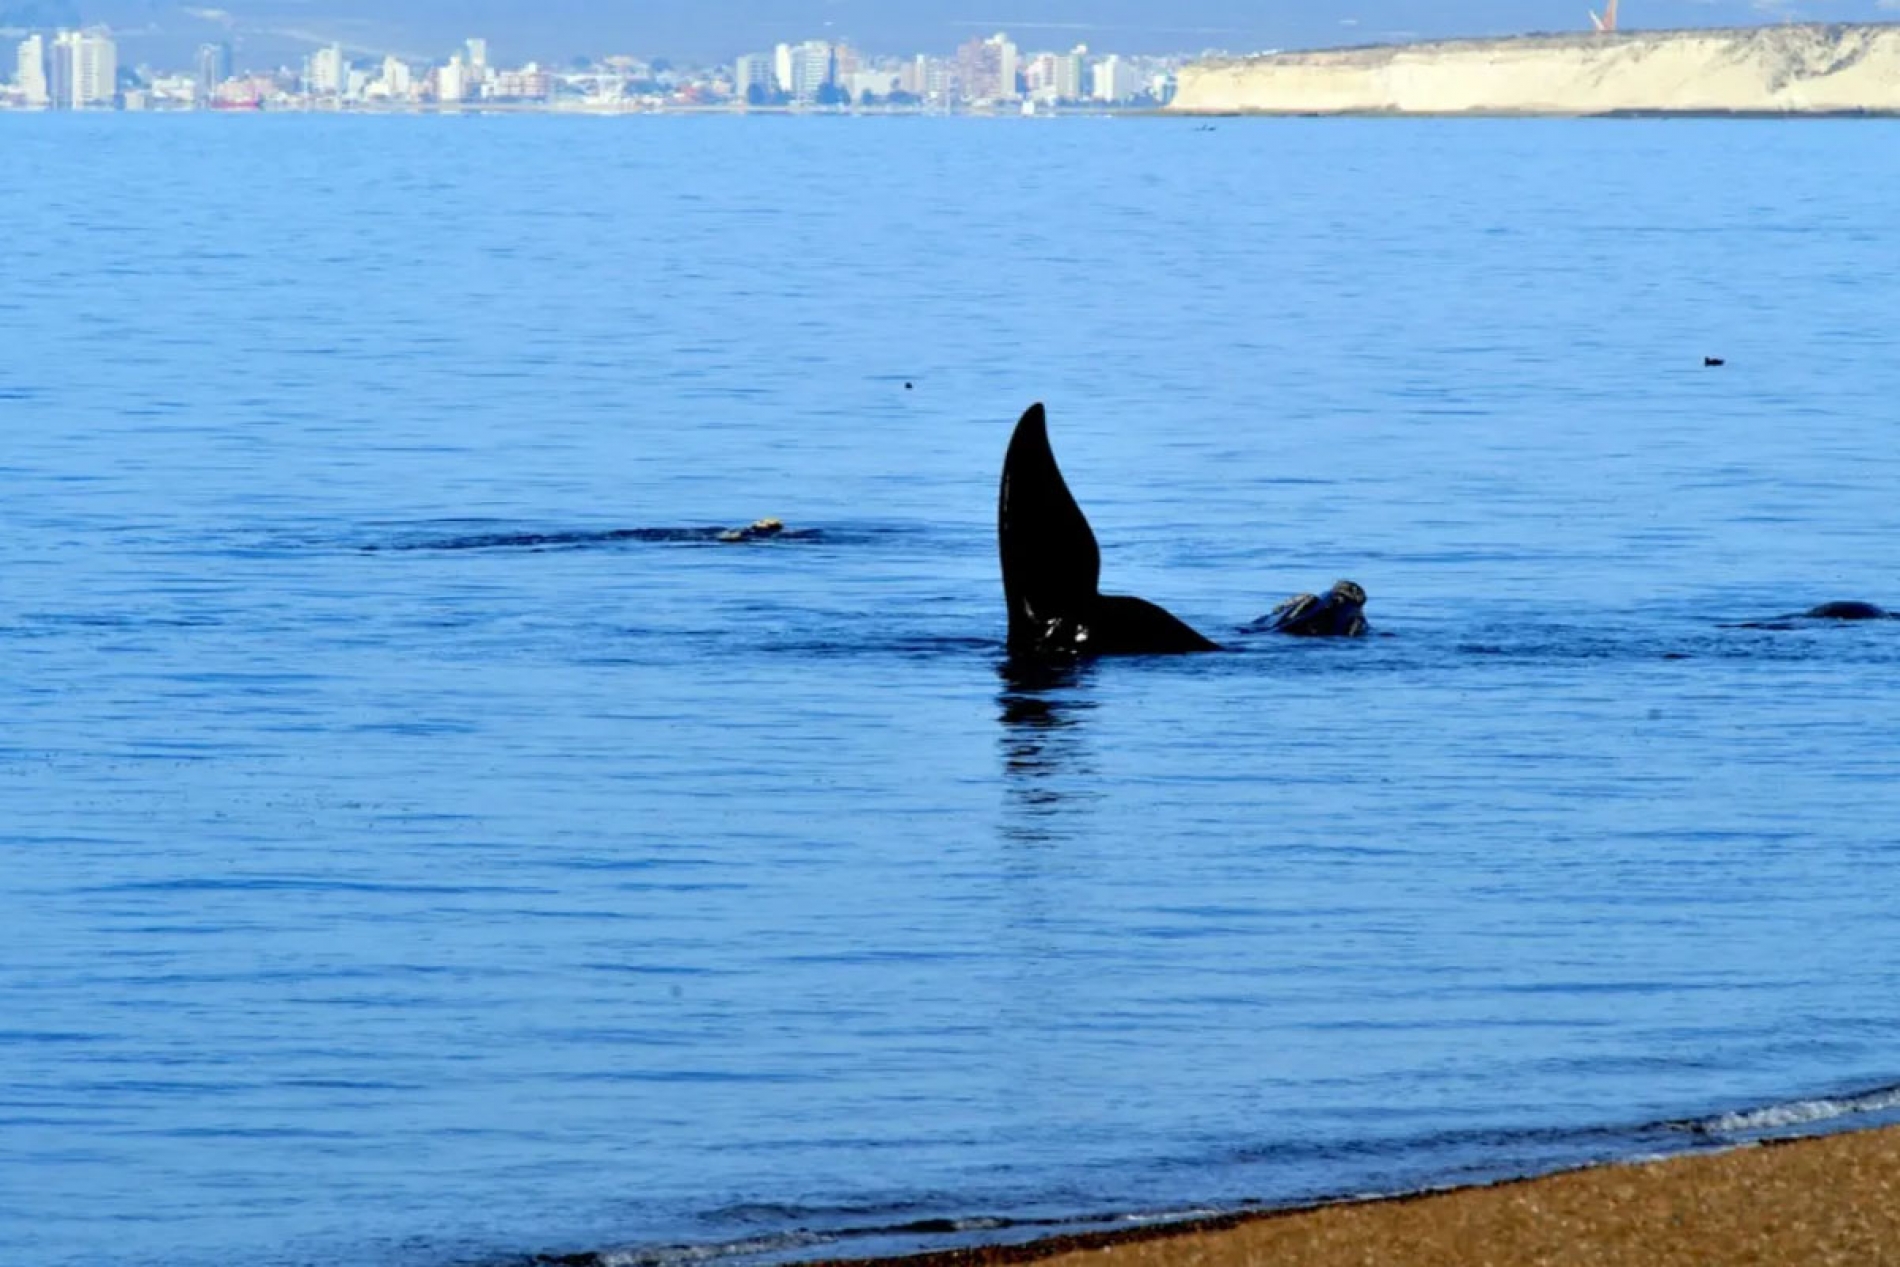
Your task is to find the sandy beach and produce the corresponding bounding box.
[826,1125,1900,1267]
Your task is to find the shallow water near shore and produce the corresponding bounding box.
[3,114,1900,1267]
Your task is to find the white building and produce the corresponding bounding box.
[304,44,345,96]
[846,69,899,101]
[52,28,116,109]
[992,33,1020,101]
[490,64,551,100]
[1055,46,1088,101]
[14,34,48,106]
[1092,53,1141,103]
[913,55,953,101]
[197,42,231,97]
[773,43,794,94]
[1024,52,1057,95]
[462,38,491,94]
[733,53,774,99]
[437,54,466,102]
[788,40,832,101]
[901,55,927,96]
[379,55,414,100]
[149,72,199,106]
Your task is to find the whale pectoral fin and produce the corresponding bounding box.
[1256,593,1317,632]
[1087,595,1221,655]
[999,403,1101,649]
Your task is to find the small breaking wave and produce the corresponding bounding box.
[1675,1081,1900,1136]
[518,1206,1223,1267]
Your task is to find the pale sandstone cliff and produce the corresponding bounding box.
[1171,23,1900,115]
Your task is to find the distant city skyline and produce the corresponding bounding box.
[3,0,1896,67]
[1,23,1188,112]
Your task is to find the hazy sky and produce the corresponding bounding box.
[52,0,1900,65]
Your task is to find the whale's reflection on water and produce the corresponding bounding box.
[995,660,1101,842]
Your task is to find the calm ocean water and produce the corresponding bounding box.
[3,114,1899,1267]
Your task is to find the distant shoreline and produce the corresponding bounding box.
[9,103,1898,120]
[1172,108,1900,119]
[1171,22,1900,116]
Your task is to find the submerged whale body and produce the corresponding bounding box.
[367,519,810,552]
[998,403,1219,658]
[1729,599,1894,629]
[1805,600,1890,621]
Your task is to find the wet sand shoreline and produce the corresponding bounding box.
[808,1124,1900,1267]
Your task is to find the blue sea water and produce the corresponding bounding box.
[3,114,1900,1267]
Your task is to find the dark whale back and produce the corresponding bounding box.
[1805,600,1890,621]
[998,403,1216,658]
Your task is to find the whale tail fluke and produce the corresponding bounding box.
[998,403,1217,658]
[1086,594,1221,654]
[999,403,1102,653]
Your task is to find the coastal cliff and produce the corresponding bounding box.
[1170,23,1900,115]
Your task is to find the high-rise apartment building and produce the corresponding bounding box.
[491,64,551,100]
[1093,54,1141,102]
[912,55,953,101]
[463,38,490,92]
[1054,46,1088,101]
[955,37,995,100]
[380,55,414,100]
[1024,52,1057,96]
[304,43,345,95]
[787,40,832,101]
[49,33,70,105]
[957,32,1018,102]
[196,41,231,98]
[14,34,48,106]
[773,43,794,94]
[733,53,774,99]
[51,28,115,109]
[994,35,1019,100]
[437,54,466,102]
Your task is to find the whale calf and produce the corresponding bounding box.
[998,403,1219,658]
[1252,580,1370,637]
[716,518,786,543]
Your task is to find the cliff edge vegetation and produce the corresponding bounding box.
[1171,23,1900,115]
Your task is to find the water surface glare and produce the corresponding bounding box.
[3,115,1900,1267]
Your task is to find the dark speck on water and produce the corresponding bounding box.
[4,116,1900,1267]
